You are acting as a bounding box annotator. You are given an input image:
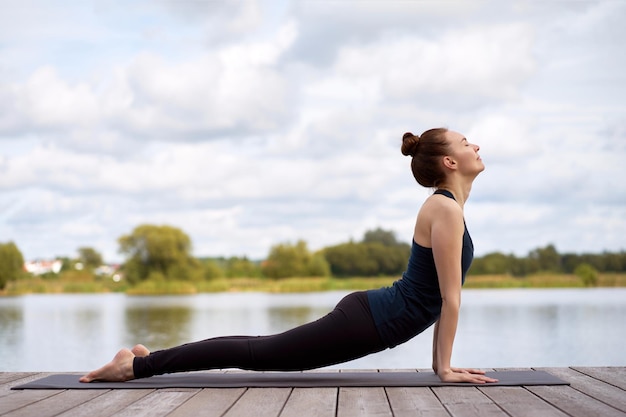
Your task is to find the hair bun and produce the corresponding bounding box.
[401,132,420,157]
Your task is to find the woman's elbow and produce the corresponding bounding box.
[441,296,461,313]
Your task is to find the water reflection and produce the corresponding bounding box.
[125,305,193,349]
[453,289,626,367]
[0,289,624,371]
[0,299,23,352]
[268,307,321,332]
[2,294,127,371]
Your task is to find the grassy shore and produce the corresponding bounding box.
[465,273,626,288]
[2,273,626,296]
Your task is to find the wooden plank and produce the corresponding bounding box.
[0,373,38,385]
[571,367,626,391]
[224,387,292,417]
[337,387,392,417]
[478,387,568,417]
[0,372,50,397]
[0,390,63,415]
[55,389,155,417]
[167,388,246,417]
[538,367,626,413]
[280,388,337,417]
[112,389,200,417]
[2,389,106,417]
[432,387,508,417]
[0,372,61,415]
[383,367,450,417]
[386,387,450,417]
[527,385,626,417]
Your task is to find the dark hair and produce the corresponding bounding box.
[401,128,449,188]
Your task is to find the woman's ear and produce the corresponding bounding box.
[442,156,457,170]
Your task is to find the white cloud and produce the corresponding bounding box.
[228,0,263,34]
[551,0,626,39]
[287,0,487,66]
[467,115,539,162]
[0,20,298,152]
[337,23,535,100]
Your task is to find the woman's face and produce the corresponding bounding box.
[445,130,485,176]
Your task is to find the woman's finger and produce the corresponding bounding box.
[476,375,499,383]
[451,367,486,375]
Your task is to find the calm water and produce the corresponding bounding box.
[0,289,624,372]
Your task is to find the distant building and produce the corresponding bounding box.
[24,260,63,275]
[94,264,120,276]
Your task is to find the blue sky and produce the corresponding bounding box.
[1,0,625,262]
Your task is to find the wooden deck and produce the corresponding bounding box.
[1,367,625,416]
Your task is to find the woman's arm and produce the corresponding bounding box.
[430,200,497,384]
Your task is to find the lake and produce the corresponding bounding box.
[0,288,624,372]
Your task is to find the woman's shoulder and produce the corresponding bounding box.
[422,193,463,217]
[414,193,463,247]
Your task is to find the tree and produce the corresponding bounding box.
[262,240,330,279]
[364,242,409,275]
[528,244,561,272]
[118,224,201,284]
[199,258,224,280]
[323,228,410,277]
[262,241,307,279]
[324,242,379,277]
[57,256,73,272]
[307,251,331,277]
[225,256,261,278]
[77,247,103,270]
[0,242,25,290]
[362,228,401,247]
[470,252,512,275]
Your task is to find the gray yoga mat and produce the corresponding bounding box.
[12,370,568,389]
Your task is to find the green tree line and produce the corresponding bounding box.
[2,226,625,291]
[469,244,626,276]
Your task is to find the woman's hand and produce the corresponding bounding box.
[437,368,499,384]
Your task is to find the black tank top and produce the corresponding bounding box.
[366,189,474,348]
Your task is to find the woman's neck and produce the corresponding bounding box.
[437,181,472,208]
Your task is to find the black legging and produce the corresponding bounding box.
[133,291,386,379]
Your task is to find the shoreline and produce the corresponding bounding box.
[2,273,625,296]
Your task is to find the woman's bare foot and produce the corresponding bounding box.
[79,348,136,383]
[131,344,150,357]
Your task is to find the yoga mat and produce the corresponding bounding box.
[12,370,568,389]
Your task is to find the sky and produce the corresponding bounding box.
[1,0,625,263]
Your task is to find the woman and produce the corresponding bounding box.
[80,128,497,384]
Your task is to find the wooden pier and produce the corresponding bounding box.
[1,367,625,416]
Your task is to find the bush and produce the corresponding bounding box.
[0,242,25,290]
[261,241,330,279]
[574,263,598,287]
[323,241,409,277]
